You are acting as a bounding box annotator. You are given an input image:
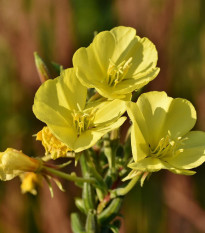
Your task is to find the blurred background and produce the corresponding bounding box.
[0,0,205,232]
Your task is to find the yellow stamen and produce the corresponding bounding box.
[71,108,97,136]
[149,134,185,159]
[107,57,132,87]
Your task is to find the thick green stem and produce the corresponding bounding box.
[43,166,96,184]
[80,153,99,232]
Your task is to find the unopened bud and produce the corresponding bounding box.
[34,52,50,83]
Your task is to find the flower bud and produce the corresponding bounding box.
[34,52,50,83]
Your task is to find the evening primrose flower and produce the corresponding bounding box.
[0,148,42,181]
[33,68,126,153]
[36,126,71,160]
[126,91,205,177]
[73,26,160,100]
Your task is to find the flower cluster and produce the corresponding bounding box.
[32,26,205,178]
[1,25,205,232]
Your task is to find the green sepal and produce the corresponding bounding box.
[34,52,50,83]
[109,224,120,233]
[44,176,54,198]
[75,198,86,214]
[96,188,104,202]
[104,170,113,189]
[71,212,85,233]
[83,181,96,213]
[51,61,63,75]
[85,210,98,233]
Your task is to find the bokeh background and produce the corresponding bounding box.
[0,0,205,232]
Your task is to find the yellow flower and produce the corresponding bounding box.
[73,26,160,100]
[0,148,42,181]
[33,68,126,152]
[20,172,42,195]
[36,126,71,160]
[126,91,205,177]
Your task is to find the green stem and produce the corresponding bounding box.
[110,174,141,198]
[44,166,96,184]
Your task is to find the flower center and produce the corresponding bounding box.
[106,57,132,87]
[72,109,96,136]
[149,134,184,159]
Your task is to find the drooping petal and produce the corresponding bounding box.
[74,117,126,152]
[129,157,168,172]
[129,157,195,175]
[166,131,205,169]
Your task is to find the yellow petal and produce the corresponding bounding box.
[166,131,205,169]
[94,99,126,124]
[126,101,149,162]
[74,117,126,152]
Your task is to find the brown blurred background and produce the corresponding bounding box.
[0,0,205,232]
